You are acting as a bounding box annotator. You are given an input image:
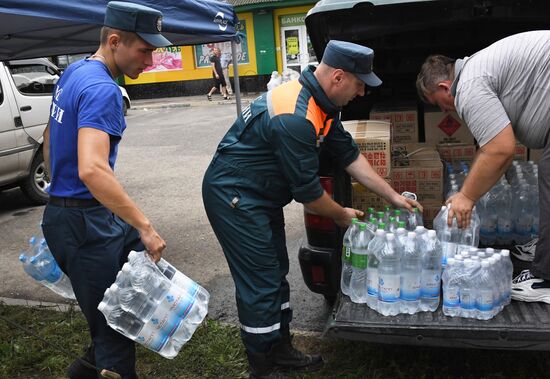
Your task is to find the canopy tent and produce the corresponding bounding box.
[0,0,243,112]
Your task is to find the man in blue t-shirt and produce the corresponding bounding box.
[41,2,170,378]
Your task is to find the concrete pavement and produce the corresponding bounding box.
[131,93,259,111]
[0,102,331,333]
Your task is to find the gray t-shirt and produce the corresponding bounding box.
[454,30,550,148]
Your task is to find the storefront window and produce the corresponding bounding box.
[194,21,249,68]
[280,13,317,73]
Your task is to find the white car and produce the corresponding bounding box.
[0,58,131,204]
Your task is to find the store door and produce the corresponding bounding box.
[281,25,317,73]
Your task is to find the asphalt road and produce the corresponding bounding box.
[0,103,331,332]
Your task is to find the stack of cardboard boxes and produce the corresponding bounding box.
[343,104,530,227]
[343,118,443,228]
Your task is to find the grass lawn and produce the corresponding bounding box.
[1,303,550,378]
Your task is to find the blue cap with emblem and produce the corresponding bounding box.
[322,40,382,87]
[104,1,171,48]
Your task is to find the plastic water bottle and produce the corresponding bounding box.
[29,240,75,299]
[367,207,376,221]
[98,287,145,339]
[384,205,393,224]
[513,183,533,244]
[438,208,458,268]
[118,266,158,320]
[490,255,504,312]
[349,223,370,304]
[400,231,421,314]
[366,228,385,310]
[500,249,513,305]
[395,223,408,246]
[377,211,386,227]
[99,251,209,358]
[419,230,442,312]
[388,216,397,233]
[442,258,461,317]
[478,194,498,246]
[128,251,210,313]
[394,209,404,226]
[433,205,448,233]
[378,233,402,316]
[19,253,43,281]
[458,218,476,254]
[341,218,359,296]
[460,259,479,318]
[497,184,513,245]
[408,208,423,230]
[476,260,495,320]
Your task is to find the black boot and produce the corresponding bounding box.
[68,343,97,379]
[271,326,323,372]
[247,350,290,379]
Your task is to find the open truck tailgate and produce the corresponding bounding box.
[327,296,550,350]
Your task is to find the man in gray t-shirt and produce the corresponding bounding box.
[417,31,550,304]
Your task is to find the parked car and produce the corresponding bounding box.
[298,0,550,350]
[0,58,130,205]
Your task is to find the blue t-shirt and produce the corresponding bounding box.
[48,59,126,199]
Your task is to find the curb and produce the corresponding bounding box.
[131,98,255,111]
[0,296,323,338]
[0,296,80,312]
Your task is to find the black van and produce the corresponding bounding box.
[298,0,550,350]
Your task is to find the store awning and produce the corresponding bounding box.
[0,0,240,60]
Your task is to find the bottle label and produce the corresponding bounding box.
[378,274,400,302]
[443,287,460,307]
[136,313,179,352]
[367,268,378,296]
[460,291,475,310]
[420,271,440,298]
[476,292,494,311]
[401,275,421,301]
[351,252,368,269]
[134,283,199,352]
[342,246,351,263]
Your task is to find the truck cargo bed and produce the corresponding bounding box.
[326,296,550,350]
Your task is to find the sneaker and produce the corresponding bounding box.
[511,269,550,303]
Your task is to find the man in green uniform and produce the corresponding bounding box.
[202,40,421,378]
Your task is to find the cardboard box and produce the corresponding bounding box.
[424,111,475,145]
[422,202,444,230]
[370,107,418,144]
[515,143,528,161]
[437,143,476,163]
[530,149,543,163]
[351,180,391,211]
[342,120,391,178]
[391,144,443,203]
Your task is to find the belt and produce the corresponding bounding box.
[48,195,100,208]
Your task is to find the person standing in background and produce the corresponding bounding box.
[207,47,230,100]
[221,50,233,95]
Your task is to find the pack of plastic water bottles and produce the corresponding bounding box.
[442,248,513,320]
[341,202,485,316]
[19,235,76,300]
[341,211,446,316]
[98,250,209,359]
[446,160,539,253]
